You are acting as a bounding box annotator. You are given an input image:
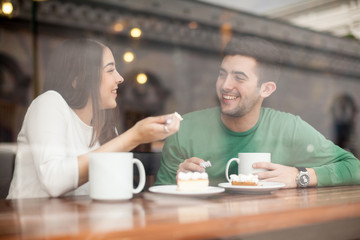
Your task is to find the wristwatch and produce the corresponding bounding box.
[295,167,310,187]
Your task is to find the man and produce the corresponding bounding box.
[155,37,360,188]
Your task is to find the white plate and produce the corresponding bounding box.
[218,182,285,194]
[149,185,225,196]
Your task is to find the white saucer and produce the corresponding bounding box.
[149,185,225,196]
[218,182,285,194]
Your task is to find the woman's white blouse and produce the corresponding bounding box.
[7,91,99,199]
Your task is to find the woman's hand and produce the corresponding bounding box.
[131,113,182,145]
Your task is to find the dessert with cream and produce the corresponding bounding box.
[174,112,183,121]
[230,174,259,186]
[177,171,209,192]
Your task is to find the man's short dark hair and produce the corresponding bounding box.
[223,36,282,84]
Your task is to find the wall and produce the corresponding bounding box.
[0,0,359,156]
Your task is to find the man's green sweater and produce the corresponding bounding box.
[156,107,360,186]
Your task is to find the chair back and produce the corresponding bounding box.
[133,152,162,190]
[0,150,15,199]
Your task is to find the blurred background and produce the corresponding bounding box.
[0,0,359,157]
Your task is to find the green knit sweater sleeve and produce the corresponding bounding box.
[313,147,360,186]
[261,108,360,187]
[284,113,360,186]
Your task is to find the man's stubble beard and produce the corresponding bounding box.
[219,93,261,118]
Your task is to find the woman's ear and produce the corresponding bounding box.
[260,81,276,98]
[72,78,77,89]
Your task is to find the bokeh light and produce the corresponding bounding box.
[123,51,135,63]
[130,28,142,38]
[2,2,13,15]
[188,21,198,29]
[136,73,147,84]
[113,22,124,33]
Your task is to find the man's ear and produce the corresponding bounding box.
[260,81,276,98]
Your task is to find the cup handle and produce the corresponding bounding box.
[133,158,146,194]
[225,158,239,182]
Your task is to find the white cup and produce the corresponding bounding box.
[225,153,271,182]
[89,152,146,201]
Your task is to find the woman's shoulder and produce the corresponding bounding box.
[28,90,70,115]
[31,90,67,107]
[35,90,64,102]
[20,91,73,132]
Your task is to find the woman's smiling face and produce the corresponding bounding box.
[99,47,124,109]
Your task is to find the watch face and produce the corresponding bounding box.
[300,174,310,186]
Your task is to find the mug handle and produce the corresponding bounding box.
[225,158,239,182]
[133,158,146,194]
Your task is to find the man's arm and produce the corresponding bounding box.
[312,148,360,186]
[255,115,360,187]
[253,163,318,188]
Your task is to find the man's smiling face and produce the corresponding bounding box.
[216,54,262,118]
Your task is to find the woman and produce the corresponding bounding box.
[7,38,181,199]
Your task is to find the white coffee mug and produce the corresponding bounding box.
[225,153,271,182]
[89,152,146,201]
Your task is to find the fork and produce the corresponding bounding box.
[200,160,212,168]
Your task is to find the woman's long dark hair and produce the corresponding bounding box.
[43,38,118,146]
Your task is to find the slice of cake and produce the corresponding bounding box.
[177,171,209,192]
[230,174,259,186]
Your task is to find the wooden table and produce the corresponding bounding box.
[1,185,360,240]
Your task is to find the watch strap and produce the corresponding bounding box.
[296,167,307,173]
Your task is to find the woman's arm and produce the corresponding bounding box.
[77,114,181,186]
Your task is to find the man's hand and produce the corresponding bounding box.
[252,162,299,188]
[177,157,206,174]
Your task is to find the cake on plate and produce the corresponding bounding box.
[230,174,259,186]
[177,171,209,192]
